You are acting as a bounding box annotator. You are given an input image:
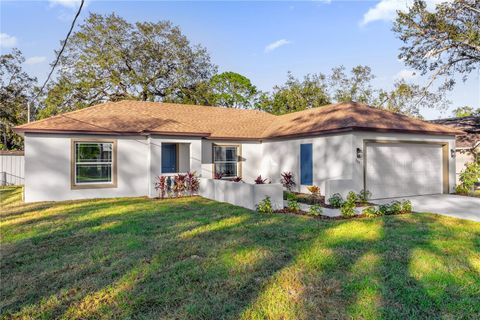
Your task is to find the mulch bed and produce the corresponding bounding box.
[285,192,375,209]
[273,208,372,220]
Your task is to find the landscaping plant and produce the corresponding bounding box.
[357,189,372,205]
[287,193,300,213]
[328,193,344,208]
[280,172,296,191]
[185,171,200,196]
[362,206,379,217]
[214,172,224,180]
[254,175,269,184]
[340,192,357,217]
[154,175,168,199]
[173,174,187,197]
[308,204,323,216]
[232,176,243,182]
[256,196,273,213]
[401,200,413,213]
[456,158,480,194]
[307,185,321,204]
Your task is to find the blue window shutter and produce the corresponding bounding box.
[161,144,177,173]
[300,144,313,185]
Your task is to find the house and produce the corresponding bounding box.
[14,101,462,203]
[430,116,479,184]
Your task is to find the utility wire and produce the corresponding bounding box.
[29,0,85,121]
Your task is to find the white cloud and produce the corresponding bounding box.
[49,0,83,9]
[361,0,452,26]
[25,56,47,65]
[0,33,18,48]
[394,69,418,81]
[264,39,291,53]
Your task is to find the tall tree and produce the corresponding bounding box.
[329,65,376,104]
[376,80,450,118]
[208,72,258,109]
[0,49,37,150]
[452,106,480,117]
[257,72,330,115]
[40,13,217,118]
[394,0,480,92]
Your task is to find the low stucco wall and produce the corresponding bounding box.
[199,178,283,210]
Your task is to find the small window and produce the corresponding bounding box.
[73,141,115,187]
[162,143,178,173]
[213,145,238,178]
[300,143,313,185]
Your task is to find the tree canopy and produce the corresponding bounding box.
[452,106,480,117]
[39,13,217,118]
[0,49,37,150]
[394,0,480,91]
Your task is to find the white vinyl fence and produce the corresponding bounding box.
[0,151,25,186]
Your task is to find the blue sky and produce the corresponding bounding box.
[1,0,478,119]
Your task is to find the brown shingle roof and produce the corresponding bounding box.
[14,100,462,139]
[430,116,480,148]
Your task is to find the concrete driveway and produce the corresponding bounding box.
[373,194,480,222]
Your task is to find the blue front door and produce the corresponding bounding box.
[162,143,177,173]
[300,144,313,185]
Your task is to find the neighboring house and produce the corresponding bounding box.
[430,116,479,184]
[14,101,462,202]
[0,150,25,186]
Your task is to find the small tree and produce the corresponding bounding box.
[456,159,480,194]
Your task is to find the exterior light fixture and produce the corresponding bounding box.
[356,147,363,159]
[451,149,456,158]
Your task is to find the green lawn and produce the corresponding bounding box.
[1,187,479,319]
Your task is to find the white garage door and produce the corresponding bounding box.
[366,143,443,199]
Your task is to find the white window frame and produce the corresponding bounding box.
[213,144,240,178]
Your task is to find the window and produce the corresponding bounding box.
[213,145,239,178]
[300,143,313,185]
[162,143,178,173]
[72,141,116,188]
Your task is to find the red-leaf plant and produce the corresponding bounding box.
[214,172,224,180]
[185,171,200,196]
[232,176,243,182]
[280,171,296,191]
[254,175,269,184]
[173,174,187,197]
[154,176,167,199]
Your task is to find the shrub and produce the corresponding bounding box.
[456,159,480,194]
[379,201,402,215]
[308,204,323,216]
[214,172,224,180]
[257,196,273,213]
[307,185,321,204]
[154,176,167,199]
[340,192,357,217]
[185,171,199,196]
[357,189,372,205]
[232,176,243,182]
[173,174,187,197]
[328,193,344,208]
[254,175,269,184]
[287,198,300,213]
[401,200,413,213]
[280,172,296,191]
[341,201,355,217]
[362,206,378,217]
[346,191,358,203]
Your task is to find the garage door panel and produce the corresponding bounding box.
[366,143,442,199]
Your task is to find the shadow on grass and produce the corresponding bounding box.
[1,194,479,319]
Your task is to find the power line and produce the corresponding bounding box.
[29,0,85,122]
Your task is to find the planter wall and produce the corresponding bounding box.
[199,178,283,210]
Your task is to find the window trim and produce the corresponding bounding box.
[71,139,118,189]
[212,143,242,179]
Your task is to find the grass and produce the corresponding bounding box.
[1,186,479,319]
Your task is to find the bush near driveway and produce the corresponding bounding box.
[1,186,479,319]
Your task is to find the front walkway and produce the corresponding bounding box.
[373,194,480,222]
